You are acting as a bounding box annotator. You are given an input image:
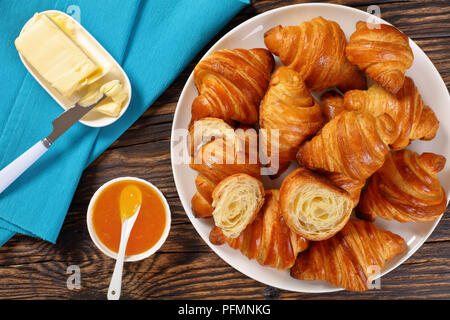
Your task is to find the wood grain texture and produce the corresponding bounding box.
[0,0,449,300]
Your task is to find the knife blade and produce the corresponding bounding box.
[44,94,107,146]
[0,94,107,194]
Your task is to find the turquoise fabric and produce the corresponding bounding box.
[0,0,249,246]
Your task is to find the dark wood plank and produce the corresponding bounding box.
[0,0,449,300]
[0,239,449,300]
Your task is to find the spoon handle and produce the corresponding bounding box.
[107,221,131,300]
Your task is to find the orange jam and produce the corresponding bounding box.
[92,180,167,255]
[119,185,142,222]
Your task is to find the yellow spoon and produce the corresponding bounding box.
[107,185,142,300]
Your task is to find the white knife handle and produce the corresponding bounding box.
[0,140,49,194]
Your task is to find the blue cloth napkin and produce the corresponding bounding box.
[0,0,249,246]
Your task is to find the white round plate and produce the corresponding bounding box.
[170,3,450,292]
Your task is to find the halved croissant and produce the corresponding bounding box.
[191,48,274,124]
[260,67,325,174]
[346,21,413,94]
[212,173,265,238]
[357,150,447,222]
[210,190,309,270]
[280,168,353,241]
[264,16,366,92]
[297,111,398,181]
[344,77,439,150]
[290,219,406,292]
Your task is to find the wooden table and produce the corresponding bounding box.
[0,0,449,300]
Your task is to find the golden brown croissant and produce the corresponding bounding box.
[297,111,398,181]
[290,219,406,291]
[346,21,413,94]
[189,118,261,219]
[210,190,309,270]
[357,150,447,222]
[191,174,216,218]
[190,135,260,218]
[344,77,439,150]
[280,168,353,241]
[259,67,325,174]
[189,117,238,156]
[320,91,345,121]
[212,173,265,238]
[325,172,365,206]
[191,48,274,124]
[264,16,366,92]
[190,136,260,184]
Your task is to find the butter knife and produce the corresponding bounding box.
[0,95,106,194]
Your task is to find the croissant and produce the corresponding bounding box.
[357,150,447,222]
[191,48,274,124]
[190,131,260,183]
[320,91,345,121]
[280,168,353,241]
[307,94,367,202]
[259,67,325,174]
[297,111,398,181]
[344,77,439,150]
[190,127,260,219]
[211,173,265,238]
[189,117,238,156]
[307,97,368,204]
[290,219,406,291]
[264,16,366,92]
[210,190,309,270]
[346,21,414,94]
[191,174,216,218]
[325,172,365,206]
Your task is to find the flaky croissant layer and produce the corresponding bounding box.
[212,174,265,238]
[210,190,309,270]
[280,168,353,241]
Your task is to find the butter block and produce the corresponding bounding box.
[45,13,109,86]
[15,14,101,97]
[96,83,128,117]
